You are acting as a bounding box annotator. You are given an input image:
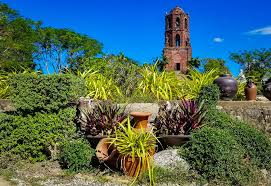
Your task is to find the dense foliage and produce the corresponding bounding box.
[202,58,230,76]
[0,108,76,161]
[197,84,220,109]
[205,109,271,169]
[230,48,271,83]
[0,2,37,72]
[59,139,95,172]
[9,73,86,114]
[179,127,259,185]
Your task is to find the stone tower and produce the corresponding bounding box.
[163,6,192,73]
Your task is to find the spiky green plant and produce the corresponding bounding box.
[179,68,218,99]
[109,117,157,185]
[78,69,122,101]
[0,72,9,99]
[138,64,181,101]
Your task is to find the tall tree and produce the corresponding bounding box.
[188,57,201,69]
[203,58,230,76]
[0,2,38,72]
[230,48,271,82]
[35,27,103,73]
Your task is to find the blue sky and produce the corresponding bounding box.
[3,0,271,76]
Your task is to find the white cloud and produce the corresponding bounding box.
[246,26,271,35]
[213,37,224,43]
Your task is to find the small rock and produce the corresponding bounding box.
[154,149,189,171]
[256,95,269,101]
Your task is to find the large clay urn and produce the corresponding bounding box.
[214,74,238,101]
[244,80,257,101]
[130,112,152,129]
[263,78,271,101]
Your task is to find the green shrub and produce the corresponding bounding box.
[59,139,95,172]
[197,84,220,109]
[179,127,259,185]
[205,109,271,169]
[0,108,76,161]
[9,73,86,114]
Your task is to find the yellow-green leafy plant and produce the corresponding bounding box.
[138,64,181,101]
[179,68,218,99]
[0,72,9,99]
[235,81,246,100]
[78,69,122,101]
[109,117,157,185]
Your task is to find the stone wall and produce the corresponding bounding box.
[217,101,271,134]
[1,99,271,134]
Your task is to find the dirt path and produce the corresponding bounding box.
[0,177,11,186]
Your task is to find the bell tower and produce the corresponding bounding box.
[163,6,192,73]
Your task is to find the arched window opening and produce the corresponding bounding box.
[176,34,180,47]
[167,17,172,29]
[176,63,181,71]
[186,40,188,46]
[176,17,180,27]
[185,18,188,29]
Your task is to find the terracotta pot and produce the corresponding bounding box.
[86,135,107,148]
[96,138,121,169]
[121,154,153,177]
[160,135,191,148]
[245,80,257,101]
[214,74,238,101]
[263,78,271,101]
[130,112,152,129]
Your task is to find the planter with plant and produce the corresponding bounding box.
[79,101,127,148]
[155,99,206,147]
[109,117,157,185]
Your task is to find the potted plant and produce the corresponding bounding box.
[79,101,127,148]
[155,99,206,147]
[109,117,157,185]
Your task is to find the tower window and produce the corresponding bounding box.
[176,34,181,47]
[186,40,188,46]
[185,18,188,29]
[176,63,181,71]
[176,17,180,27]
[167,17,172,29]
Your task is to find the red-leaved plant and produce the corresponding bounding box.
[155,99,206,135]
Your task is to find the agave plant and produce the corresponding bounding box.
[78,69,122,101]
[109,116,157,185]
[179,68,218,99]
[155,99,206,135]
[138,63,181,101]
[81,101,127,136]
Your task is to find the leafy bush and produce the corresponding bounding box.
[138,64,181,101]
[179,127,259,185]
[197,84,220,109]
[155,99,206,135]
[0,108,76,161]
[79,70,122,101]
[179,69,218,99]
[80,101,127,136]
[59,139,95,172]
[205,109,271,169]
[9,73,86,114]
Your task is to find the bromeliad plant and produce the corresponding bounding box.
[81,101,127,136]
[155,99,206,135]
[109,117,157,185]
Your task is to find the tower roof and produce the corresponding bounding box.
[170,6,185,14]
